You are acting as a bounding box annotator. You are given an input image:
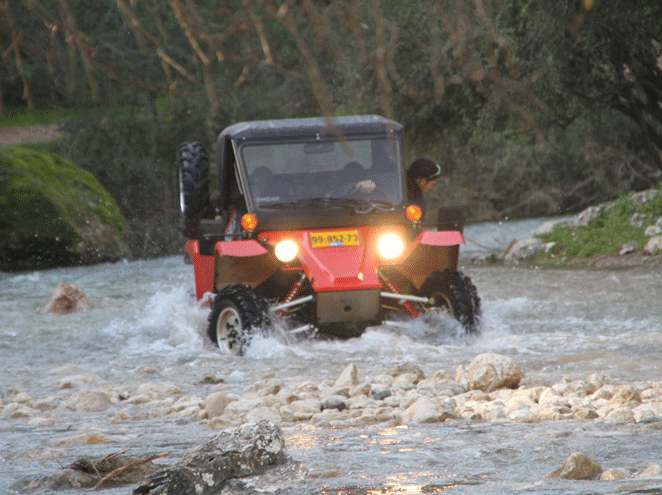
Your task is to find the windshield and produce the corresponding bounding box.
[237,138,403,210]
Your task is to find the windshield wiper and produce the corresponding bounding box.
[260,197,395,214]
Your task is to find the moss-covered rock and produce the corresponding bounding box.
[0,147,130,270]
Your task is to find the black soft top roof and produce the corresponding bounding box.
[213,115,406,231]
[217,115,402,143]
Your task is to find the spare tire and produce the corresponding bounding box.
[177,142,211,239]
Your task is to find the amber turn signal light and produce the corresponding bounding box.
[241,213,258,231]
[405,204,423,222]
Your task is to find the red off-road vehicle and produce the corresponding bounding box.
[178,115,480,354]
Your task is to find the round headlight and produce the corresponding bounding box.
[378,233,404,259]
[275,240,298,262]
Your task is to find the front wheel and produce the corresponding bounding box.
[207,285,270,355]
[419,269,481,333]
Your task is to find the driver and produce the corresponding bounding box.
[354,157,441,215]
[405,157,441,216]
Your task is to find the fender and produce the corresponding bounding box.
[185,240,215,301]
[416,230,465,247]
[213,240,277,291]
[215,239,268,257]
[395,229,464,289]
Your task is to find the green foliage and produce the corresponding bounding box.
[2,0,662,261]
[52,99,217,257]
[0,107,78,128]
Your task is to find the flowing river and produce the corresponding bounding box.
[2,219,662,494]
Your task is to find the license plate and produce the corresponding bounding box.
[310,230,360,248]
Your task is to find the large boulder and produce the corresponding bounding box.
[133,421,302,495]
[455,353,524,392]
[0,147,129,270]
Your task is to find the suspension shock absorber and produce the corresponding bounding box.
[278,273,307,316]
[379,272,419,318]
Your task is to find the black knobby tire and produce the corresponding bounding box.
[177,142,211,239]
[420,269,481,333]
[207,284,271,356]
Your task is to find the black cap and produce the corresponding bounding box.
[407,157,441,180]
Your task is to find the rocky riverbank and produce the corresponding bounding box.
[5,352,662,491]
[5,353,662,434]
[466,186,662,268]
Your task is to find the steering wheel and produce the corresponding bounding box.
[345,186,390,201]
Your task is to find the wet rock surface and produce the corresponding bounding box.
[547,452,603,480]
[40,283,88,314]
[6,353,662,491]
[17,452,162,491]
[5,353,662,430]
[133,421,305,495]
[455,352,523,392]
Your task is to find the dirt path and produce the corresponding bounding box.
[0,124,64,147]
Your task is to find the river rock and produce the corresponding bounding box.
[455,353,524,392]
[18,453,162,492]
[57,373,101,389]
[630,213,649,227]
[546,452,603,480]
[52,430,109,447]
[205,392,232,418]
[573,407,599,420]
[600,467,631,480]
[133,421,294,495]
[400,397,435,423]
[504,238,543,264]
[645,219,662,236]
[607,385,641,405]
[246,406,282,425]
[321,396,347,412]
[40,283,88,314]
[569,204,612,227]
[372,389,392,401]
[531,220,559,236]
[132,381,182,401]
[1,403,35,418]
[334,363,358,388]
[630,189,659,205]
[386,362,425,383]
[644,236,662,255]
[65,391,113,412]
[619,241,639,255]
[0,147,130,270]
[635,464,662,478]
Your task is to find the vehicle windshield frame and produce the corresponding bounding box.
[234,135,404,215]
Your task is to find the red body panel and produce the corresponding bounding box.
[260,227,385,292]
[216,239,269,257]
[185,240,214,301]
[186,227,465,300]
[416,230,465,247]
